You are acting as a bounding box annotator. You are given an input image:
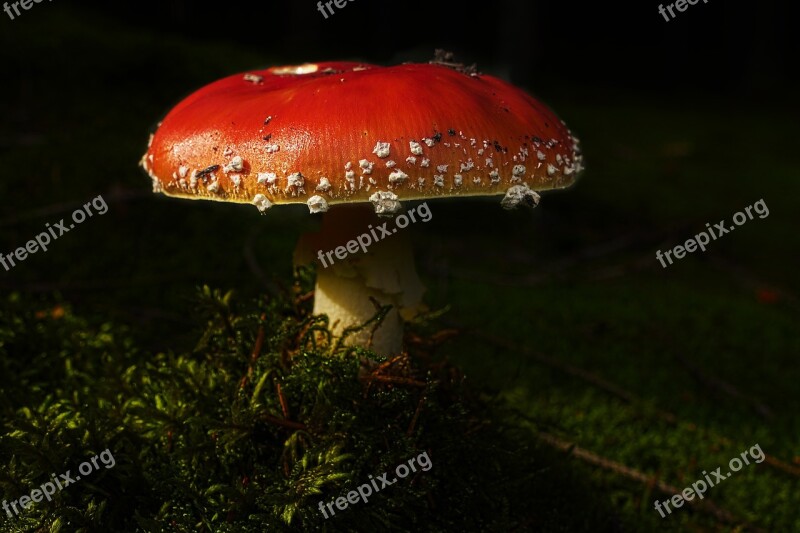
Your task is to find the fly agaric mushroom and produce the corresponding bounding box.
[141,58,583,355]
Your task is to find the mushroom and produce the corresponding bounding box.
[141,60,583,355]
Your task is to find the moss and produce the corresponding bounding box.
[0,271,614,532]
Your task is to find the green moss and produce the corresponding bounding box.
[0,274,615,532]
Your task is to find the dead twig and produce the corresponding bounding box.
[673,352,773,420]
[469,329,658,413]
[362,354,405,397]
[466,326,800,481]
[239,315,267,390]
[363,375,427,388]
[276,382,290,420]
[538,432,763,532]
[764,455,800,477]
[295,291,314,305]
[260,413,306,431]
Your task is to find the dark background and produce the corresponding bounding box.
[18,1,800,87]
[1,0,798,530]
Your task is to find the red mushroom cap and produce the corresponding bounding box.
[141,61,583,213]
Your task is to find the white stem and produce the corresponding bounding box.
[295,206,425,355]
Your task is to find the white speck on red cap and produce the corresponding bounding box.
[369,190,401,215]
[307,195,329,213]
[372,141,391,158]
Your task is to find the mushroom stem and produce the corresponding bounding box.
[295,205,425,355]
